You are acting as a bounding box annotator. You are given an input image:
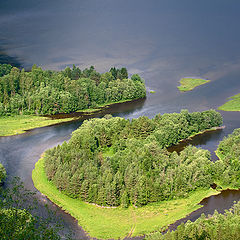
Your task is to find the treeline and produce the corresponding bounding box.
[44,110,223,207]
[215,128,240,188]
[0,64,146,115]
[0,64,12,77]
[147,201,240,240]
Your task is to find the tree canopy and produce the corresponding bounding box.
[44,110,223,207]
[0,64,146,115]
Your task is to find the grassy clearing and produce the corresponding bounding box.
[218,93,240,111]
[0,115,76,137]
[32,156,219,239]
[178,78,210,92]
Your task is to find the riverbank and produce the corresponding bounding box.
[32,155,220,239]
[178,78,210,92]
[0,115,77,137]
[48,97,146,119]
[168,126,225,153]
[0,98,145,137]
[218,93,240,111]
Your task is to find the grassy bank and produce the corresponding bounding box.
[0,98,144,137]
[33,156,219,239]
[178,78,210,92]
[0,115,76,137]
[218,93,240,111]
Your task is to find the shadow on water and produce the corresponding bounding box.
[0,45,22,68]
[168,128,224,160]
[45,98,146,120]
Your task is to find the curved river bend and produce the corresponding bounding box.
[1,0,240,239]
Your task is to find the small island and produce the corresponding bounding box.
[0,64,146,136]
[32,109,233,239]
[178,77,210,92]
[218,93,240,111]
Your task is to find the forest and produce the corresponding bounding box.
[0,64,146,115]
[44,110,223,207]
[147,200,240,240]
[0,164,70,240]
[215,128,240,188]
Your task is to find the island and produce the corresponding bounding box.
[218,93,240,111]
[0,64,146,136]
[32,109,236,239]
[178,77,210,92]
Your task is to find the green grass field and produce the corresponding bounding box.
[0,115,76,136]
[218,93,240,111]
[178,78,210,92]
[32,156,220,239]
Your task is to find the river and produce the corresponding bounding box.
[1,0,240,239]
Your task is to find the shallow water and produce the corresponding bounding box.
[1,0,240,238]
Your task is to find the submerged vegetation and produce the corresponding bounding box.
[218,93,240,111]
[0,64,146,116]
[178,78,210,92]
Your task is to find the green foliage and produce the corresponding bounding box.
[218,93,240,111]
[147,201,240,240]
[44,110,222,207]
[215,128,240,188]
[0,64,12,77]
[0,177,74,240]
[0,163,6,184]
[0,65,145,116]
[178,78,210,92]
[0,115,76,136]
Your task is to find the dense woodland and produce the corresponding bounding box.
[215,128,240,188]
[44,110,223,207]
[0,166,69,240]
[147,201,240,240]
[0,64,146,115]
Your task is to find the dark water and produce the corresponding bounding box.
[1,0,240,238]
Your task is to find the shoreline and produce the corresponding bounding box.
[0,97,145,137]
[168,126,225,152]
[32,154,224,239]
[177,78,210,92]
